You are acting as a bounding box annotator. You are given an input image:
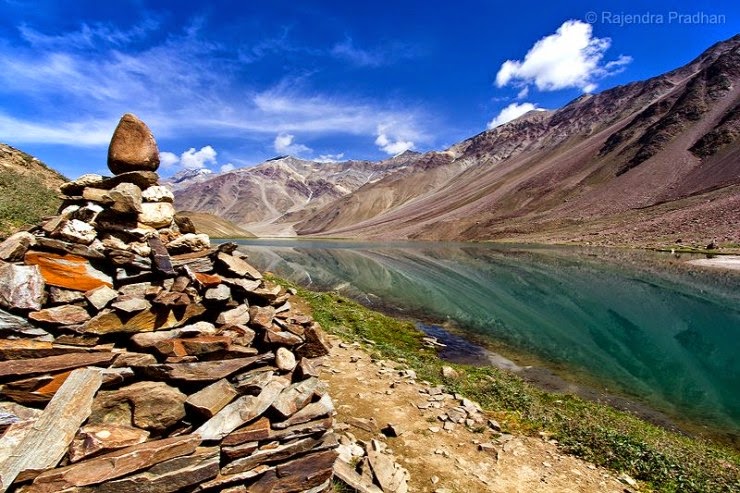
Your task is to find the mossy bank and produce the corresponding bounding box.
[270,276,740,493]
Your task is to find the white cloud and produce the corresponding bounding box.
[220,163,235,172]
[316,153,345,163]
[273,133,312,156]
[516,87,529,99]
[161,146,218,170]
[375,133,414,155]
[495,20,631,93]
[374,123,415,155]
[487,102,540,129]
[159,151,179,168]
[180,145,217,169]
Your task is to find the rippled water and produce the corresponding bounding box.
[233,239,740,439]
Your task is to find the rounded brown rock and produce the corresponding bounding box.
[107,113,160,175]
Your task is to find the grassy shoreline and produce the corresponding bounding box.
[270,276,740,492]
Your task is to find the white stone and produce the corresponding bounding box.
[141,185,174,203]
[60,205,81,216]
[275,347,297,371]
[166,233,210,253]
[75,203,104,223]
[138,202,175,228]
[57,219,97,245]
[129,242,151,257]
[0,262,46,311]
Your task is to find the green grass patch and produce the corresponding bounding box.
[0,169,60,238]
[273,277,740,493]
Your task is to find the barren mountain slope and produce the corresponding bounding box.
[172,155,415,236]
[174,211,256,238]
[296,35,740,246]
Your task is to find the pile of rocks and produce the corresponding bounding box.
[0,114,337,492]
[334,435,410,493]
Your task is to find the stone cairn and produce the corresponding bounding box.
[0,113,337,492]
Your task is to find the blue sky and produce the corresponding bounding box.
[0,0,737,178]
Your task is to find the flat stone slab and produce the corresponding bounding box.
[217,253,262,280]
[66,446,219,493]
[24,251,112,292]
[68,424,150,463]
[0,368,102,490]
[195,378,287,440]
[27,435,200,491]
[185,379,238,419]
[136,353,273,383]
[29,305,91,326]
[0,352,116,380]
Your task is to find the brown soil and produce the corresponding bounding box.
[322,337,636,493]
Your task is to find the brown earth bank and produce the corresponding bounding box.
[321,336,636,493]
[175,211,257,239]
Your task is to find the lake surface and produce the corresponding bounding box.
[233,239,740,440]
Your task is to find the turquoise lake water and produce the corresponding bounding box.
[233,239,740,440]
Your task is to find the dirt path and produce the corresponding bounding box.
[321,336,636,493]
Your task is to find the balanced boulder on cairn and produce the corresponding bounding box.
[0,113,337,492]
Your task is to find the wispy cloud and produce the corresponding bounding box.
[0,18,434,156]
[331,37,419,67]
[0,112,112,146]
[18,18,159,50]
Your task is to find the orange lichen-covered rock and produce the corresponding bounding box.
[24,251,113,292]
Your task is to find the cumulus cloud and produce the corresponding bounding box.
[273,133,312,155]
[159,146,218,170]
[180,145,217,169]
[487,102,541,129]
[159,151,179,168]
[375,124,415,155]
[220,163,235,172]
[495,20,631,93]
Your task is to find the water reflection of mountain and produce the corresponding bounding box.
[239,241,740,435]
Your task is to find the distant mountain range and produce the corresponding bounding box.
[172,34,739,247]
[169,153,421,236]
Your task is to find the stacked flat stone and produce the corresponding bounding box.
[0,114,337,492]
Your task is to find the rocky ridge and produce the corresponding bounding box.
[0,114,338,492]
[171,153,435,237]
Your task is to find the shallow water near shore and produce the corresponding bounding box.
[232,239,740,442]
